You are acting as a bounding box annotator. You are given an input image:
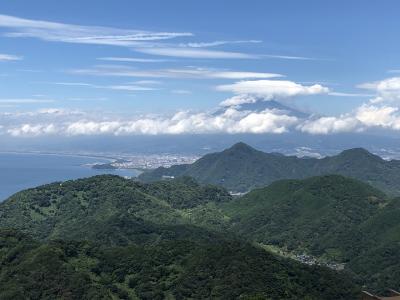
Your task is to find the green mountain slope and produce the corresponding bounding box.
[139,142,400,195]
[0,175,232,243]
[221,175,400,291]
[222,175,387,257]
[0,229,359,300]
[0,176,360,299]
[346,197,400,291]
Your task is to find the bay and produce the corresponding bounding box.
[0,153,141,201]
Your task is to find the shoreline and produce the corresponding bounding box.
[0,151,117,162]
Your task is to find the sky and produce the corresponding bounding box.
[1,0,400,137]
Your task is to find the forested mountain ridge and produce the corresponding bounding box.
[2,172,400,297]
[0,175,232,243]
[139,142,400,195]
[220,174,400,291]
[0,175,360,299]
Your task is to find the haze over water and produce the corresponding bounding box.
[0,153,140,201]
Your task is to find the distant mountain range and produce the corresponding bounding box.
[139,142,400,195]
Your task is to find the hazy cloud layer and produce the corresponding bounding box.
[70,65,282,79]
[134,47,259,59]
[0,14,192,47]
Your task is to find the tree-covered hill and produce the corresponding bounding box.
[0,229,359,300]
[0,175,360,299]
[139,142,400,195]
[2,174,400,296]
[220,175,400,291]
[0,175,232,243]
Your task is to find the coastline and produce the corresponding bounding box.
[0,150,117,162]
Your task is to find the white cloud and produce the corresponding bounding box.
[358,77,400,92]
[8,123,57,137]
[358,77,400,104]
[164,68,282,79]
[52,81,158,91]
[234,110,298,133]
[98,57,168,63]
[217,79,329,99]
[328,92,373,97]
[66,108,298,135]
[355,104,400,129]
[66,121,122,135]
[70,65,282,79]
[298,104,400,134]
[178,40,262,48]
[0,98,55,104]
[133,80,162,85]
[134,47,259,59]
[298,116,361,134]
[171,89,192,94]
[220,94,259,107]
[6,102,400,137]
[262,54,316,60]
[0,14,192,47]
[4,106,299,137]
[0,54,22,61]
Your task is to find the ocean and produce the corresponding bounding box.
[0,153,141,202]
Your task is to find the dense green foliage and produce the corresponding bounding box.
[3,171,400,297]
[0,228,359,300]
[221,175,400,292]
[0,175,231,243]
[139,142,400,195]
[0,175,360,299]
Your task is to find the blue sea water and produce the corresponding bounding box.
[0,153,141,202]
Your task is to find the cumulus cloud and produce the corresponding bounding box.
[297,116,361,134]
[4,106,299,137]
[220,95,260,107]
[355,104,400,129]
[64,108,297,135]
[8,123,57,137]
[234,111,298,133]
[6,102,400,137]
[7,75,400,137]
[358,77,400,104]
[298,104,400,134]
[217,79,329,99]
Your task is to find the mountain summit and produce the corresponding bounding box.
[140,143,400,195]
[224,142,259,154]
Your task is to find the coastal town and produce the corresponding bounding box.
[91,154,200,170]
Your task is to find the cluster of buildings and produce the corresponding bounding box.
[95,154,200,170]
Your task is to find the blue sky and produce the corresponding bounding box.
[1,0,400,137]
